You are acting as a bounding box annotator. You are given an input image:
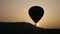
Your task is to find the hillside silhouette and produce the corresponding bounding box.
[0,22,60,34]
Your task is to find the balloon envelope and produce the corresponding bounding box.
[29,6,44,23]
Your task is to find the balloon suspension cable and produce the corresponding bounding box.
[35,23,37,26]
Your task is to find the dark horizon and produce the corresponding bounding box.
[0,22,60,34]
[0,22,60,29]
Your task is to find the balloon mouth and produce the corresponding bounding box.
[28,6,44,24]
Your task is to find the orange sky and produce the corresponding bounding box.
[0,0,60,29]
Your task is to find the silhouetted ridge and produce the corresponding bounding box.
[0,22,60,34]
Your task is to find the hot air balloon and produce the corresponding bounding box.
[28,6,44,26]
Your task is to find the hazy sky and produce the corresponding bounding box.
[0,0,60,29]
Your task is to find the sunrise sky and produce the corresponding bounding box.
[0,0,60,29]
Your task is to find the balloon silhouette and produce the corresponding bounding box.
[28,6,44,25]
